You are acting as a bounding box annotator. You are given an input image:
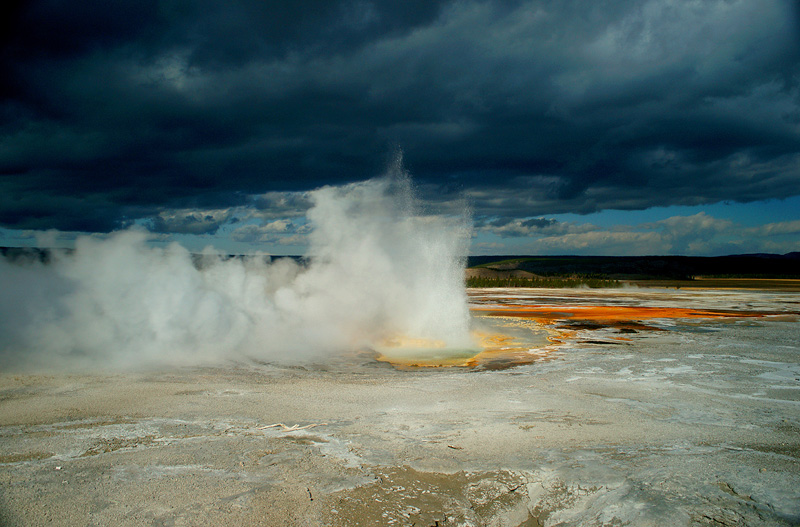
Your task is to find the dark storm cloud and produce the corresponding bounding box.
[1,0,799,232]
[477,215,571,237]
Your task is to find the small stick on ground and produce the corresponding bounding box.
[257,423,328,431]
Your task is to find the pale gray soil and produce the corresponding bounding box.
[1,288,799,526]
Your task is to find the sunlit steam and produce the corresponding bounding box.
[0,164,475,371]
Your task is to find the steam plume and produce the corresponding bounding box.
[0,169,474,371]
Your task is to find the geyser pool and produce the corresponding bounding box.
[0,170,476,371]
[373,316,552,369]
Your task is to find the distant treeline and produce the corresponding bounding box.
[466,253,800,280]
[0,246,305,269]
[4,246,799,281]
[0,246,57,263]
[700,274,800,279]
[465,275,620,288]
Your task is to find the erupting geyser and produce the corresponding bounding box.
[0,164,477,371]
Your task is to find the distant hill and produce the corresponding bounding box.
[466,253,800,280]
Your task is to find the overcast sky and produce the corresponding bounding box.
[2,0,799,255]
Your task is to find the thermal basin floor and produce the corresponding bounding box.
[1,287,799,526]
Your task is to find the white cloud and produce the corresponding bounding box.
[250,191,312,218]
[646,212,733,234]
[230,219,309,245]
[535,230,667,255]
[748,219,800,237]
[475,211,800,256]
[149,208,234,235]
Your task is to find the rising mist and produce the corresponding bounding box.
[0,171,474,371]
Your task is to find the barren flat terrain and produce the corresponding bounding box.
[1,287,799,526]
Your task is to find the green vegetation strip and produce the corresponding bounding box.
[699,274,800,279]
[465,276,620,288]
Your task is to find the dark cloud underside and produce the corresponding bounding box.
[1,0,798,231]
